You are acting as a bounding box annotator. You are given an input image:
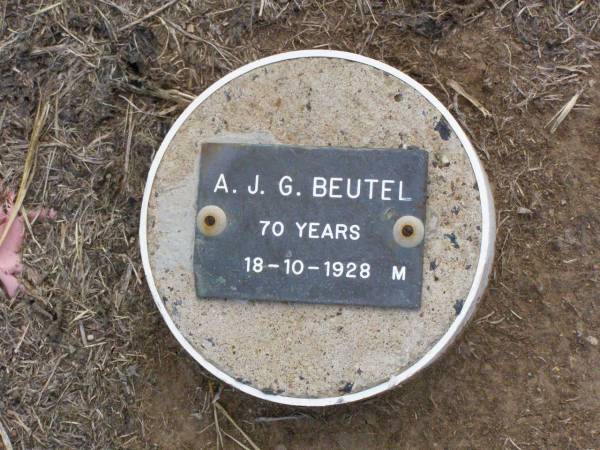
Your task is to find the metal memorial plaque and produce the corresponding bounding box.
[194,143,428,308]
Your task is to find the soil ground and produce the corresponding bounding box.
[1,1,599,449]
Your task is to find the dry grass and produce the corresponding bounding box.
[1,1,599,449]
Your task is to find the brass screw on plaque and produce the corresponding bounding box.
[393,215,424,247]
[197,205,227,236]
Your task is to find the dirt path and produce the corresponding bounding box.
[1,2,599,449]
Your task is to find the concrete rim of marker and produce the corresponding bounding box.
[139,50,496,407]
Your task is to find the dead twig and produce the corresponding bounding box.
[223,431,252,450]
[545,89,583,133]
[0,98,49,248]
[0,419,14,450]
[214,402,261,450]
[447,79,491,118]
[122,97,134,191]
[118,0,180,32]
[254,413,310,423]
[113,80,194,104]
[28,1,63,17]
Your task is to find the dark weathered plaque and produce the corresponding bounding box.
[194,143,428,308]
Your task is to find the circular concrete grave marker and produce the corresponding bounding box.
[140,50,495,406]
